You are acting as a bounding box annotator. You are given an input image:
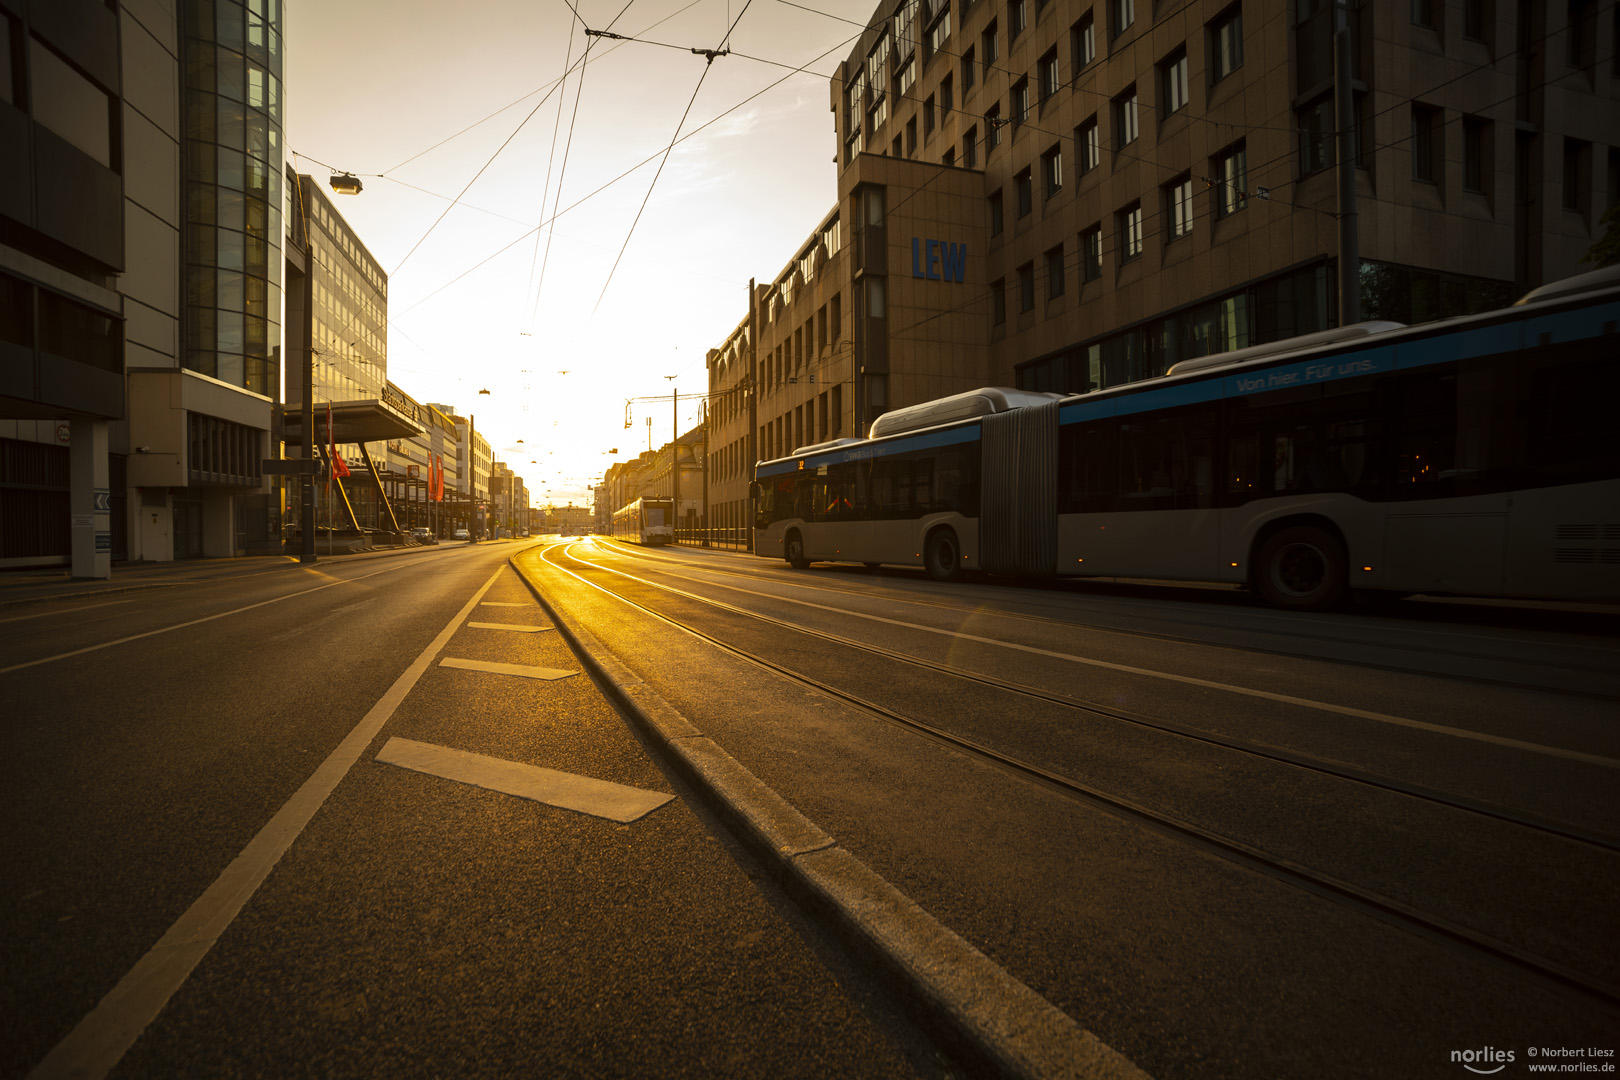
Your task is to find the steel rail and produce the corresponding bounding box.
[542,540,1620,1015]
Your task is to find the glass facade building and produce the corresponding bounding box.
[182,0,283,399]
[295,177,388,411]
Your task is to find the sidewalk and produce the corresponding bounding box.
[0,539,518,607]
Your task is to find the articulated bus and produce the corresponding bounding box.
[752,266,1620,610]
[612,497,675,545]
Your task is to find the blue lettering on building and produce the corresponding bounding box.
[911,238,967,283]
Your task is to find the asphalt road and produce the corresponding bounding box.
[2,544,950,1080]
[531,536,1620,1080]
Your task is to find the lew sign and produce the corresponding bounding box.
[910,238,966,282]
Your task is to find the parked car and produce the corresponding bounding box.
[452,527,470,541]
[410,527,436,545]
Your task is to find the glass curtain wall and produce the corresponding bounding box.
[183,0,284,398]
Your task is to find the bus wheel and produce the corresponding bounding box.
[785,531,811,569]
[924,529,962,582]
[1255,526,1347,611]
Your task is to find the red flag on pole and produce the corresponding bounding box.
[435,454,445,501]
[326,404,350,479]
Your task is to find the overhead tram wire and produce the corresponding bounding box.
[589,0,760,315]
[387,43,602,280]
[525,16,583,326]
[393,27,866,322]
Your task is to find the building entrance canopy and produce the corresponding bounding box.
[280,400,423,445]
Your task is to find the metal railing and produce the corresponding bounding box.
[667,527,753,551]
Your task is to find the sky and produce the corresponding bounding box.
[285,0,876,508]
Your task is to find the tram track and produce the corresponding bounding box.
[582,544,1620,849]
[592,538,1620,701]
[542,540,1620,1015]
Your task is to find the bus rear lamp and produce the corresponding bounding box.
[1362,565,1374,571]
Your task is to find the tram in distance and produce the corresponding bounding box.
[612,496,675,546]
[751,264,1620,610]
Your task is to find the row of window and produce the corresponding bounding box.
[988,138,1248,273]
[856,0,1243,166]
[758,384,848,463]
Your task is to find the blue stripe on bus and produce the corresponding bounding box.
[1056,301,1617,427]
[758,424,981,476]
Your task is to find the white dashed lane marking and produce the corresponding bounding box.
[439,657,577,680]
[467,622,553,633]
[375,737,673,822]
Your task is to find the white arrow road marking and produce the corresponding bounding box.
[439,657,576,680]
[467,622,553,633]
[375,737,673,823]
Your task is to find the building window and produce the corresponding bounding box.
[1081,224,1103,280]
[929,5,952,55]
[895,56,916,98]
[983,20,999,71]
[1111,0,1135,39]
[1072,12,1095,75]
[1113,86,1139,148]
[1015,168,1033,216]
[987,103,1002,149]
[1298,94,1334,176]
[992,277,1007,324]
[963,45,976,92]
[1012,77,1030,126]
[906,115,917,155]
[1077,115,1100,173]
[1209,5,1244,83]
[1166,175,1194,239]
[1018,262,1036,311]
[1117,203,1143,260]
[1046,245,1066,299]
[989,188,1005,235]
[1010,0,1027,40]
[1411,104,1441,184]
[1161,48,1189,115]
[1463,0,1486,41]
[942,146,956,166]
[1568,0,1596,71]
[1463,115,1489,193]
[1039,48,1060,102]
[29,39,114,168]
[1411,0,1435,28]
[1563,137,1591,213]
[1043,143,1063,196]
[941,73,953,114]
[1215,141,1248,216]
[964,124,979,166]
[924,94,935,135]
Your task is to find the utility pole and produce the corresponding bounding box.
[747,277,758,553]
[1333,0,1360,324]
[672,387,679,544]
[700,398,708,548]
[301,265,316,564]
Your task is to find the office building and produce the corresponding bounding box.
[702,0,1620,540]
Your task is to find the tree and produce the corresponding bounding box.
[1581,204,1620,268]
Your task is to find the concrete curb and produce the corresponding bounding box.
[509,551,1150,1080]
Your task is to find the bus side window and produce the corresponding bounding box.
[1226,437,1259,500]
[1394,372,1458,490]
